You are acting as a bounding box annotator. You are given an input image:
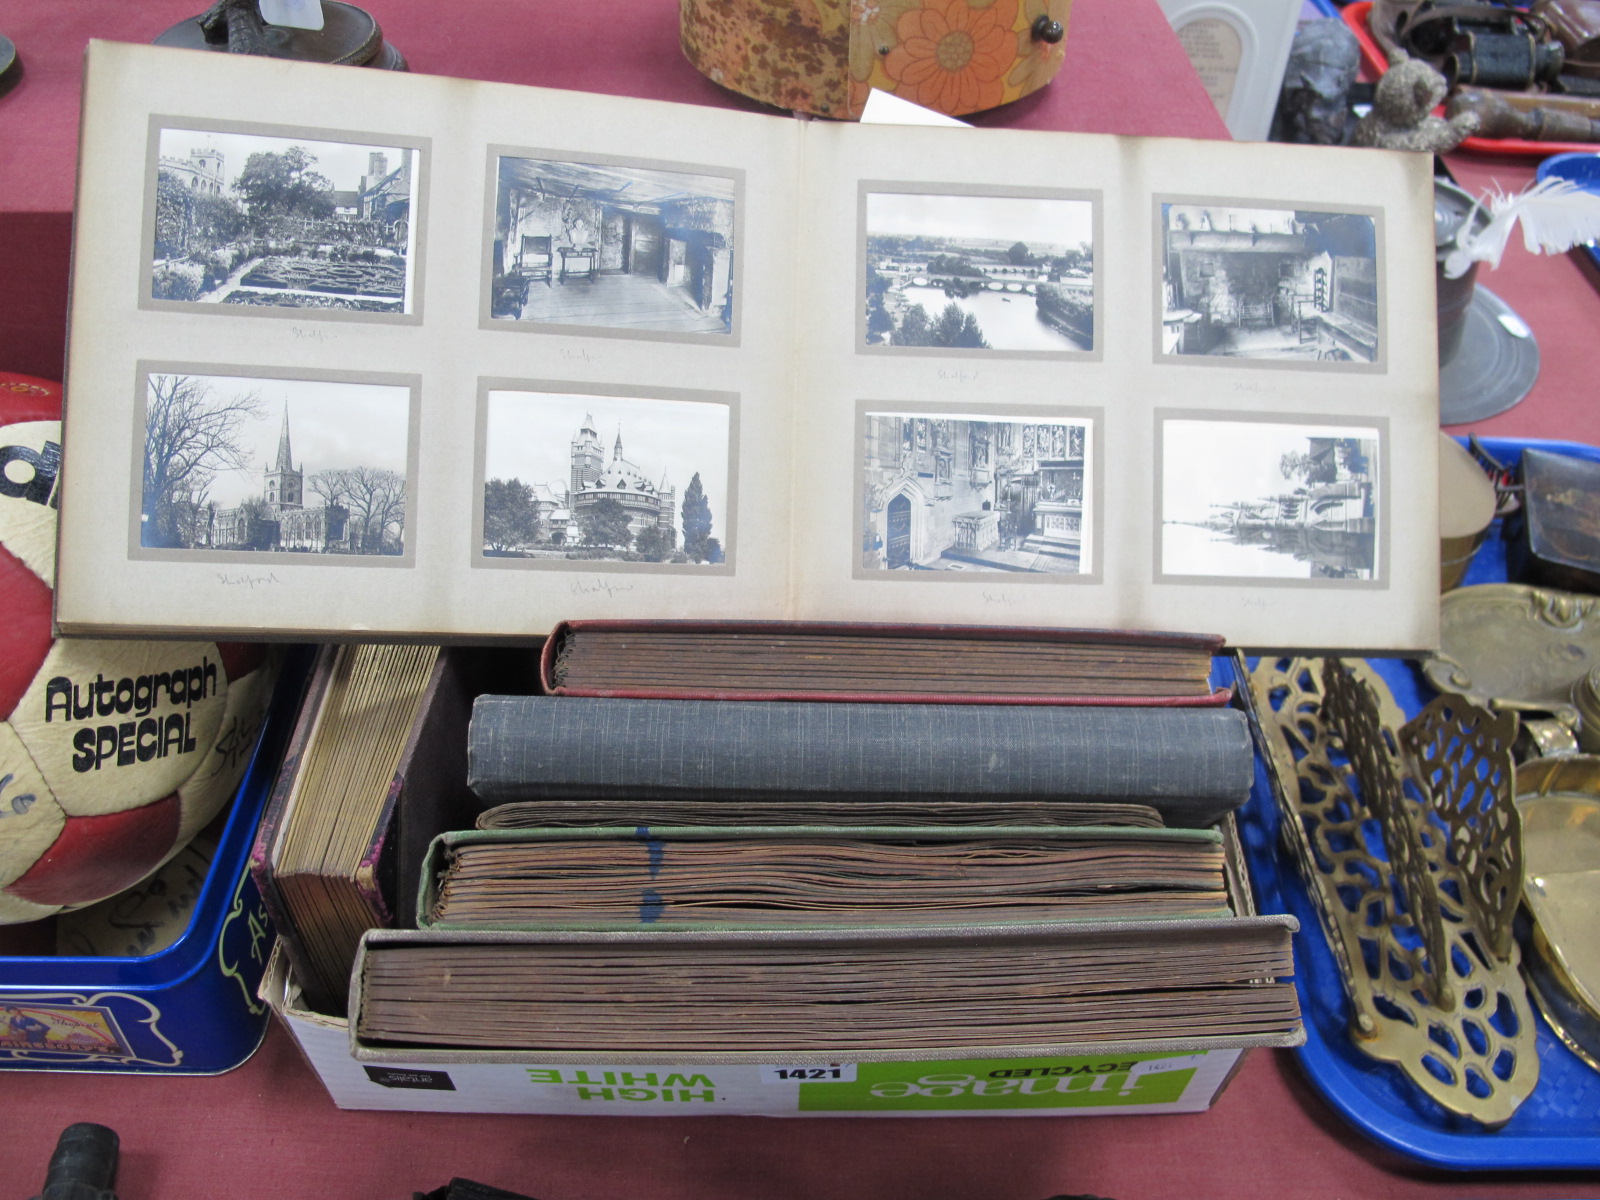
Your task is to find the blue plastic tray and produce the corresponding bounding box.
[1236,437,1600,1170]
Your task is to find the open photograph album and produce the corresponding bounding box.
[55,40,1441,650]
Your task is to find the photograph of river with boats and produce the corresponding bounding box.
[1159,417,1380,581]
[863,190,1095,353]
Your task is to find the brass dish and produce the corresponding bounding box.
[1515,755,1600,1072]
[1422,584,1600,750]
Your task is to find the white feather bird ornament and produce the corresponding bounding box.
[1442,176,1600,280]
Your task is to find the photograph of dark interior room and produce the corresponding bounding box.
[490,155,735,335]
[1160,203,1379,363]
[861,412,1093,574]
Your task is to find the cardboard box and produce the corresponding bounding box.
[262,931,1295,1117]
[258,663,1301,1116]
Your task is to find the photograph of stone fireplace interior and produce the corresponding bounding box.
[490,155,735,335]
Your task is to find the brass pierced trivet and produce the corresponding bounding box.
[1244,656,1538,1125]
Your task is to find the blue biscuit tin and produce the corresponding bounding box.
[0,647,311,1075]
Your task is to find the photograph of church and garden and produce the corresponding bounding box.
[863,190,1095,353]
[1159,202,1379,363]
[489,155,736,337]
[138,371,412,558]
[1159,416,1380,581]
[860,410,1094,574]
[150,126,418,314]
[480,389,731,568]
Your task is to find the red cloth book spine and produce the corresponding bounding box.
[537,619,1230,707]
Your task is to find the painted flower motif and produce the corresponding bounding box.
[883,0,1020,115]
[849,0,925,81]
[1008,0,1068,93]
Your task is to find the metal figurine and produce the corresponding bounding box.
[1351,53,1480,152]
[197,0,270,55]
[155,1,406,70]
[1271,19,1362,145]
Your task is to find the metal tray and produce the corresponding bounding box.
[1236,437,1600,1170]
[1342,1,1600,157]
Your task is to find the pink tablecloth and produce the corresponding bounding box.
[2,6,1598,1196]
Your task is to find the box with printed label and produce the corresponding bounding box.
[260,939,1293,1117]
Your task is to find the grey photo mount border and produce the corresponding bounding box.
[851,398,1105,585]
[856,180,1105,363]
[1151,407,1391,590]
[127,360,422,569]
[472,377,740,577]
[479,145,745,348]
[139,115,429,326]
[1150,193,1388,374]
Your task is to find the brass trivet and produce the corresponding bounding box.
[1422,584,1600,756]
[1244,656,1538,1125]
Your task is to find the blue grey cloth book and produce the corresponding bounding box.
[466,697,1254,828]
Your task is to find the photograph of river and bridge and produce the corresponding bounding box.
[1159,417,1380,581]
[1159,202,1379,363]
[861,411,1094,575]
[863,191,1095,353]
[151,127,417,314]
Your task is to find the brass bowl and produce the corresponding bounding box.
[1516,755,1600,1072]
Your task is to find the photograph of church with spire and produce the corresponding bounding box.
[150,126,418,314]
[480,388,731,567]
[1159,416,1380,581]
[138,371,412,557]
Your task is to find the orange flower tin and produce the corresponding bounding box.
[680,0,1072,119]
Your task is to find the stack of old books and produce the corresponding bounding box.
[347,622,1301,1059]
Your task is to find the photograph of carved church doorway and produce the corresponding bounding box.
[486,150,739,340]
[858,407,1097,576]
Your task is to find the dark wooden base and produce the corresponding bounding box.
[154,2,406,69]
[0,33,20,98]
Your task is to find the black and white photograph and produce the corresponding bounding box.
[1159,417,1380,580]
[864,190,1095,353]
[138,371,412,557]
[1159,202,1379,362]
[489,155,736,336]
[481,389,731,566]
[150,127,418,314]
[861,410,1094,574]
